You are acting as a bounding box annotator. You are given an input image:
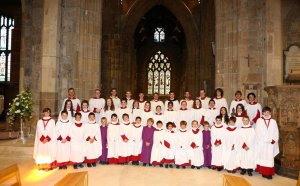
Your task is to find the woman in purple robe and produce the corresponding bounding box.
[99,117,108,164]
[202,122,212,168]
[140,118,155,166]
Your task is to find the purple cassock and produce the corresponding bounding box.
[99,125,108,162]
[140,126,155,164]
[202,130,212,167]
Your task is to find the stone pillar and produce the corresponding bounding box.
[39,0,61,114]
[215,0,266,102]
[264,85,300,179]
[264,0,283,87]
[58,0,102,110]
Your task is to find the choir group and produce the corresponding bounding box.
[33,88,279,180]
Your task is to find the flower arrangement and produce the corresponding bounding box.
[7,90,33,129]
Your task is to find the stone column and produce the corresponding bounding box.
[39,0,61,113]
[264,0,283,87]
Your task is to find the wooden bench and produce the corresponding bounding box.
[0,164,21,186]
[55,171,88,186]
[223,174,251,186]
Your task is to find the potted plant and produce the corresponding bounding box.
[7,90,33,144]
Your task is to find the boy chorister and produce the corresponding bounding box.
[177,101,192,129]
[202,121,212,168]
[138,92,146,110]
[150,121,165,167]
[162,122,176,168]
[163,102,178,130]
[125,91,134,109]
[107,114,120,164]
[80,100,91,124]
[197,89,211,109]
[211,115,225,171]
[223,117,240,173]
[89,89,105,122]
[141,118,155,166]
[132,100,143,123]
[118,114,132,164]
[255,107,279,180]
[188,120,204,169]
[84,113,101,167]
[238,116,256,176]
[33,108,57,171]
[164,91,180,111]
[175,121,190,169]
[206,100,219,126]
[55,111,72,169]
[110,88,121,109]
[245,93,262,125]
[131,117,143,165]
[70,113,85,169]
[153,105,165,127]
[99,117,108,165]
[141,101,154,126]
[116,98,132,123]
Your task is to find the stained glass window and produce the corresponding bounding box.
[0,15,14,82]
[154,27,165,43]
[147,51,171,95]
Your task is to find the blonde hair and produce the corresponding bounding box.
[147,118,154,124]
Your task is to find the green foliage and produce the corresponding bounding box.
[7,90,33,123]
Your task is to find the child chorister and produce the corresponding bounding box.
[59,99,75,122]
[141,118,156,166]
[99,117,108,164]
[70,113,85,169]
[229,90,247,116]
[150,93,164,112]
[175,121,190,169]
[163,102,178,130]
[222,117,240,173]
[150,121,165,167]
[80,100,91,124]
[245,93,262,125]
[213,88,228,111]
[116,99,132,123]
[177,101,193,129]
[33,108,57,171]
[84,113,101,167]
[55,111,72,169]
[141,102,154,126]
[153,105,165,127]
[107,114,120,164]
[238,116,256,176]
[191,99,206,127]
[131,117,143,165]
[102,98,116,123]
[255,107,279,180]
[206,100,219,126]
[211,115,225,171]
[188,120,204,169]
[162,122,176,168]
[131,100,143,123]
[89,89,105,122]
[202,121,212,168]
[118,114,132,164]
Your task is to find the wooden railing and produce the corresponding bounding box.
[55,171,88,186]
[0,164,21,186]
[223,174,251,186]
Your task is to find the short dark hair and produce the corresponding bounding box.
[203,121,210,126]
[42,108,51,113]
[166,122,174,128]
[235,90,242,95]
[61,110,68,115]
[156,120,163,125]
[262,106,271,113]
[135,116,142,120]
[121,98,127,103]
[168,101,174,106]
[180,120,187,126]
[216,115,222,120]
[209,99,215,104]
[247,92,256,99]
[229,116,236,123]
[88,112,95,117]
[243,115,250,120]
[122,113,129,118]
[74,112,82,117]
[214,88,224,97]
[111,113,118,118]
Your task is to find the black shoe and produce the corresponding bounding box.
[247,169,253,176]
[176,165,180,169]
[92,163,96,167]
[165,164,169,168]
[266,175,272,180]
[207,166,211,169]
[78,164,84,168]
[217,168,223,171]
[240,169,246,175]
[169,164,173,168]
[87,163,92,168]
[143,163,147,167]
[135,162,139,166]
[191,165,195,169]
[59,167,63,170]
[197,166,201,169]
[232,170,236,174]
[148,164,152,166]
[212,167,216,170]
[182,166,186,169]
[159,164,163,167]
[73,165,78,169]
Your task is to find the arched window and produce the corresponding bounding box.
[0,15,14,82]
[147,51,171,95]
[154,27,165,43]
